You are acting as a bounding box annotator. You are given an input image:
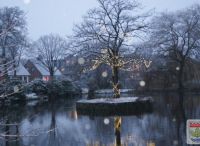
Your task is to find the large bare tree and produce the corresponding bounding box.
[0,7,27,80]
[150,5,200,90]
[72,0,148,98]
[33,34,66,80]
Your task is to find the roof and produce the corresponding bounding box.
[8,62,30,76]
[31,60,62,76]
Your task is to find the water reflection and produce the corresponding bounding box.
[114,117,121,146]
[0,93,199,146]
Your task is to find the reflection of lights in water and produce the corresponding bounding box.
[123,134,147,145]
[85,124,91,130]
[176,67,180,71]
[104,118,110,125]
[172,118,176,122]
[147,141,156,146]
[70,110,78,120]
[114,117,121,146]
[173,140,178,145]
[127,134,134,141]
[139,81,145,87]
[78,58,85,65]
[102,71,108,78]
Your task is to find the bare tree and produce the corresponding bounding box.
[33,34,66,80]
[0,7,27,80]
[150,5,200,90]
[72,0,149,98]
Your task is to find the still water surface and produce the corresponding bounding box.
[0,92,199,146]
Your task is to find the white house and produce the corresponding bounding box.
[8,62,30,83]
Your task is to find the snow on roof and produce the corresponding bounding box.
[31,60,62,76]
[34,62,49,76]
[55,69,62,76]
[8,62,30,76]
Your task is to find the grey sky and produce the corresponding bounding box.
[1,0,200,40]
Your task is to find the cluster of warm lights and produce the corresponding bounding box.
[77,49,152,97]
[112,82,121,97]
[79,52,152,73]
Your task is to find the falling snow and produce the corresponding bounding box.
[139,81,146,87]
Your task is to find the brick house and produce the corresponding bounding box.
[25,60,62,81]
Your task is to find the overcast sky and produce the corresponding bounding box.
[1,0,200,40]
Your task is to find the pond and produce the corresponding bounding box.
[0,92,199,146]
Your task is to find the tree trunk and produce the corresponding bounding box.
[112,66,120,98]
[5,119,9,146]
[178,63,184,90]
[49,70,54,81]
[2,38,8,82]
[13,61,17,77]
[3,58,8,82]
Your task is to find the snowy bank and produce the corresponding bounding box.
[25,93,39,100]
[94,89,134,94]
[76,97,153,116]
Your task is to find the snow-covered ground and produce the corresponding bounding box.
[25,93,39,100]
[77,97,152,104]
[95,89,134,94]
[81,88,89,94]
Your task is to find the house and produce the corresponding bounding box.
[25,60,62,81]
[8,62,31,83]
[0,61,30,83]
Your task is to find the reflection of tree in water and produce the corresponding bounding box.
[47,101,58,146]
[114,117,121,146]
[0,99,66,146]
[114,93,189,146]
[47,99,69,146]
[45,98,79,146]
[173,92,186,146]
[137,92,187,146]
[0,94,200,146]
[85,117,114,145]
[0,103,26,146]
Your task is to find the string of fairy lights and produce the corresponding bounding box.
[80,49,153,73]
[77,48,153,97]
